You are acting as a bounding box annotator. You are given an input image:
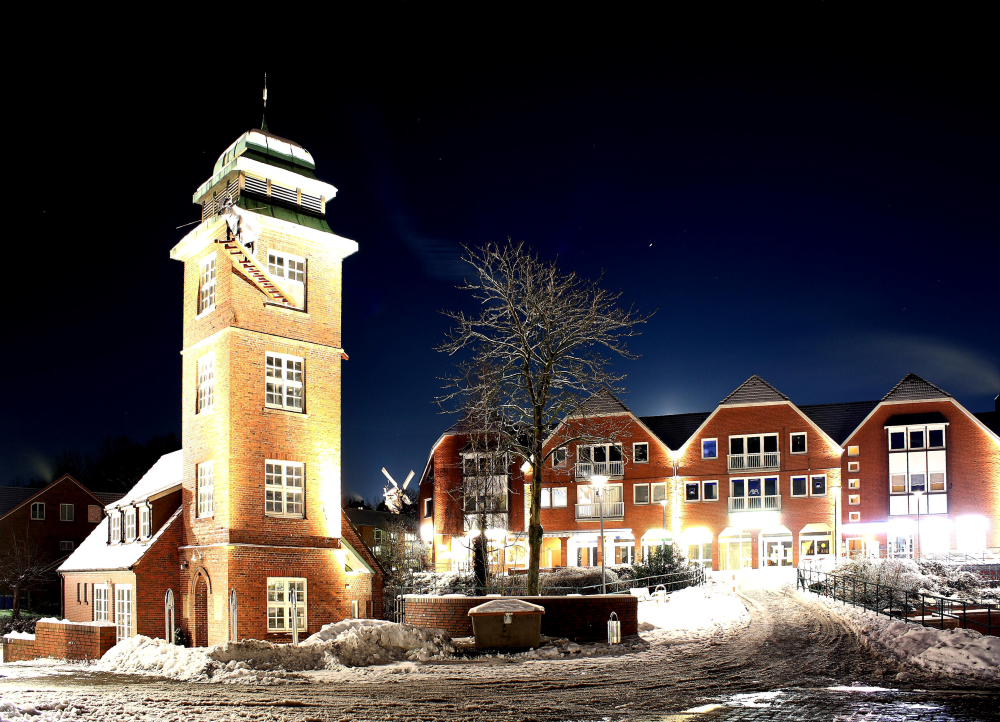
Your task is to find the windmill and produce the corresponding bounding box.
[381,467,415,514]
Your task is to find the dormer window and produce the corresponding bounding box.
[140,505,151,539]
[109,510,121,544]
[124,508,136,542]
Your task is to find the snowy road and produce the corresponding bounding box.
[2,585,998,721]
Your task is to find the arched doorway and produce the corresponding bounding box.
[194,575,209,647]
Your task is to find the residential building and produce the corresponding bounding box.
[344,507,424,575]
[58,128,383,646]
[0,475,120,611]
[418,374,1000,572]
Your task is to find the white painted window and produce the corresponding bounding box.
[197,354,215,413]
[634,483,650,504]
[687,542,713,569]
[124,508,136,541]
[197,462,215,518]
[633,442,649,463]
[115,585,133,641]
[423,497,433,518]
[848,478,860,489]
[810,475,827,496]
[577,483,623,504]
[791,475,808,497]
[790,432,807,454]
[800,535,831,556]
[265,353,304,411]
[847,445,860,457]
[650,482,668,503]
[59,540,74,551]
[701,438,718,459]
[702,480,719,501]
[847,461,860,472]
[60,503,74,521]
[266,577,307,632]
[539,487,567,508]
[848,494,861,505]
[684,481,700,502]
[139,506,151,539]
[265,460,305,517]
[94,585,110,622]
[267,250,306,307]
[109,510,121,542]
[197,256,216,315]
[849,511,862,523]
[30,502,45,520]
[552,447,567,467]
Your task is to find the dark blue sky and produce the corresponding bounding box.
[5,25,998,499]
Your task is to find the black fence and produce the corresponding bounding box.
[384,566,705,623]
[797,566,999,637]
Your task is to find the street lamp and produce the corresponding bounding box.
[659,499,668,554]
[912,490,925,560]
[591,474,609,594]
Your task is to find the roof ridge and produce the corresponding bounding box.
[719,374,789,405]
[881,373,952,401]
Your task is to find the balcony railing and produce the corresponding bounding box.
[574,461,625,479]
[575,501,625,520]
[727,452,780,472]
[728,494,782,512]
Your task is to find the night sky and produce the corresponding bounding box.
[5,22,998,501]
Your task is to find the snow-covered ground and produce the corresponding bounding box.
[802,589,1000,683]
[638,581,751,641]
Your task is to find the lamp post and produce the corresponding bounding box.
[659,499,668,555]
[913,490,925,560]
[591,474,609,594]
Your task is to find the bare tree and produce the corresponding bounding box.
[0,531,54,620]
[438,242,651,594]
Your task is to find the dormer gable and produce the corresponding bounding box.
[719,375,789,406]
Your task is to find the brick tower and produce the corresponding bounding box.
[169,130,376,645]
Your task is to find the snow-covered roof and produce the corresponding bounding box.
[58,507,182,573]
[109,450,183,509]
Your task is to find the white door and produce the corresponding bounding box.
[115,586,133,642]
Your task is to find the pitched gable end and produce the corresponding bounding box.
[881,373,952,402]
[571,388,632,417]
[719,375,789,405]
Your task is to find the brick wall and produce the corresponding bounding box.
[404,595,637,642]
[1,621,116,662]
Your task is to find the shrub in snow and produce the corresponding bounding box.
[539,566,620,594]
[0,617,37,637]
[96,620,454,683]
[404,571,478,595]
[827,558,987,605]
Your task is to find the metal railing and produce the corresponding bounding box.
[728,494,782,512]
[728,452,780,471]
[575,461,624,479]
[384,567,706,623]
[575,501,625,519]
[797,566,999,637]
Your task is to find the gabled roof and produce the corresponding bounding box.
[58,507,182,573]
[719,375,789,405]
[798,401,880,445]
[93,491,125,506]
[0,487,36,517]
[109,450,183,509]
[571,389,632,417]
[639,412,711,449]
[882,373,952,402]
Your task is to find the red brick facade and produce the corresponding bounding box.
[1,621,116,663]
[419,377,999,573]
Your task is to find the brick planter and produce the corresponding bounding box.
[404,595,638,642]
[1,621,117,662]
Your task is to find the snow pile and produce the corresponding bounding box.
[637,584,750,642]
[0,699,82,721]
[95,620,454,683]
[804,591,1000,682]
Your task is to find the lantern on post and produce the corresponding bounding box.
[607,611,621,644]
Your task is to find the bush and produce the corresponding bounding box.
[627,544,689,580]
[539,566,620,594]
[1,616,37,636]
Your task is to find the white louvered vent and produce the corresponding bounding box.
[270,183,298,205]
[244,175,268,196]
[300,193,323,213]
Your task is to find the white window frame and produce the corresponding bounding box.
[267,250,306,308]
[139,505,151,539]
[847,445,860,457]
[552,447,567,467]
[687,542,713,569]
[266,577,307,632]
[197,461,215,518]
[633,483,650,505]
[423,497,433,518]
[265,460,305,518]
[790,475,808,497]
[60,503,74,522]
[265,352,305,412]
[31,502,45,520]
[115,585,133,642]
[848,494,861,505]
[790,432,807,455]
[124,507,136,541]
[109,510,121,543]
[94,584,110,622]
[684,481,701,502]
[633,442,649,463]
[810,474,827,497]
[197,353,215,414]
[549,487,567,508]
[701,438,718,460]
[197,256,217,316]
[848,478,860,490]
[847,461,860,472]
[702,480,719,501]
[650,482,668,503]
[848,511,861,523]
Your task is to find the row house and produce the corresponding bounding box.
[418,374,999,572]
[57,128,382,646]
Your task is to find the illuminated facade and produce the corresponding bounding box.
[418,374,1000,572]
[59,130,382,645]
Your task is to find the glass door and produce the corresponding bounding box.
[763,538,793,567]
